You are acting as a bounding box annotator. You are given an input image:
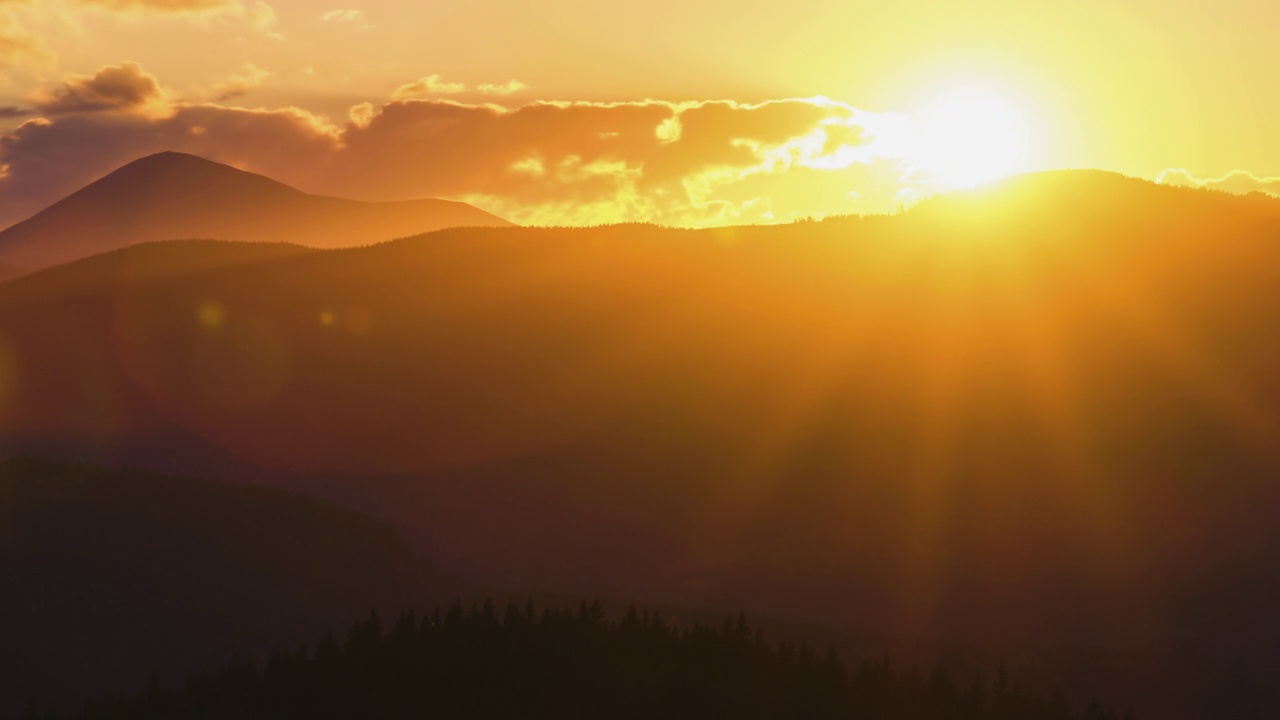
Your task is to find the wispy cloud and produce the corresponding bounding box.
[392,74,467,98]
[246,0,277,32]
[1157,168,1280,197]
[0,1,56,76]
[75,0,283,39]
[318,8,370,28]
[477,80,528,96]
[204,62,270,102]
[77,0,238,13]
[393,75,530,99]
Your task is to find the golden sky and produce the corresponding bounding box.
[1,0,1278,228]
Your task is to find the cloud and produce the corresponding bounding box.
[1157,168,1280,197]
[477,80,528,96]
[0,106,31,118]
[0,30,42,63]
[347,101,375,127]
[394,75,530,99]
[76,0,282,39]
[0,3,55,74]
[28,61,168,116]
[0,63,912,229]
[319,8,367,25]
[77,0,238,13]
[393,74,467,98]
[205,62,270,102]
[244,0,279,36]
[319,8,360,22]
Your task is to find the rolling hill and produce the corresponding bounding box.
[0,151,513,271]
[2,171,1279,717]
[0,458,453,717]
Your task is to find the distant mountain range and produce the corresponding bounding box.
[3,168,1280,718]
[0,151,512,270]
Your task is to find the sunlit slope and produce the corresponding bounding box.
[0,458,446,717]
[6,170,1272,481]
[1,171,1280,716]
[0,152,513,270]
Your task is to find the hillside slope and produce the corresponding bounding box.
[0,459,451,717]
[0,152,513,270]
[1,172,1280,717]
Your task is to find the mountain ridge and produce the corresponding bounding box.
[0,151,514,270]
[0,457,455,717]
[2,168,1279,718]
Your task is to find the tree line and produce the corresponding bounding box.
[31,600,1134,720]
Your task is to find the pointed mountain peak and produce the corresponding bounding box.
[128,150,215,166]
[113,151,238,174]
[100,151,294,191]
[0,151,512,270]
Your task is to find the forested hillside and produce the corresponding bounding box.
[2,173,1278,718]
[0,459,450,716]
[40,602,1131,720]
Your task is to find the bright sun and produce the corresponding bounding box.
[910,84,1038,189]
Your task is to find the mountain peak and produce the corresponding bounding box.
[130,150,214,165]
[0,152,513,270]
[121,151,263,174]
[100,151,294,193]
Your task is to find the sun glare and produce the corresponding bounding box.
[910,84,1038,189]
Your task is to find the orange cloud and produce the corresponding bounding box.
[205,63,271,102]
[28,62,167,116]
[75,0,281,39]
[393,75,530,99]
[319,8,360,22]
[392,75,468,98]
[1157,168,1280,197]
[0,31,41,63]
[0,5,53,73]
[477,80,528,96]
[244,0,278,36]
[0,64,903,230]
[77,0,237,12]
[318,8,370,28]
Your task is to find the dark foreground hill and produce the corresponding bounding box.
[0,459,451,717]
[1,172,1279,717]
[50,601,1127,720]
[0,151,512,271]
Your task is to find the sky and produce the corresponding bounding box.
[1,0,1278,229]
